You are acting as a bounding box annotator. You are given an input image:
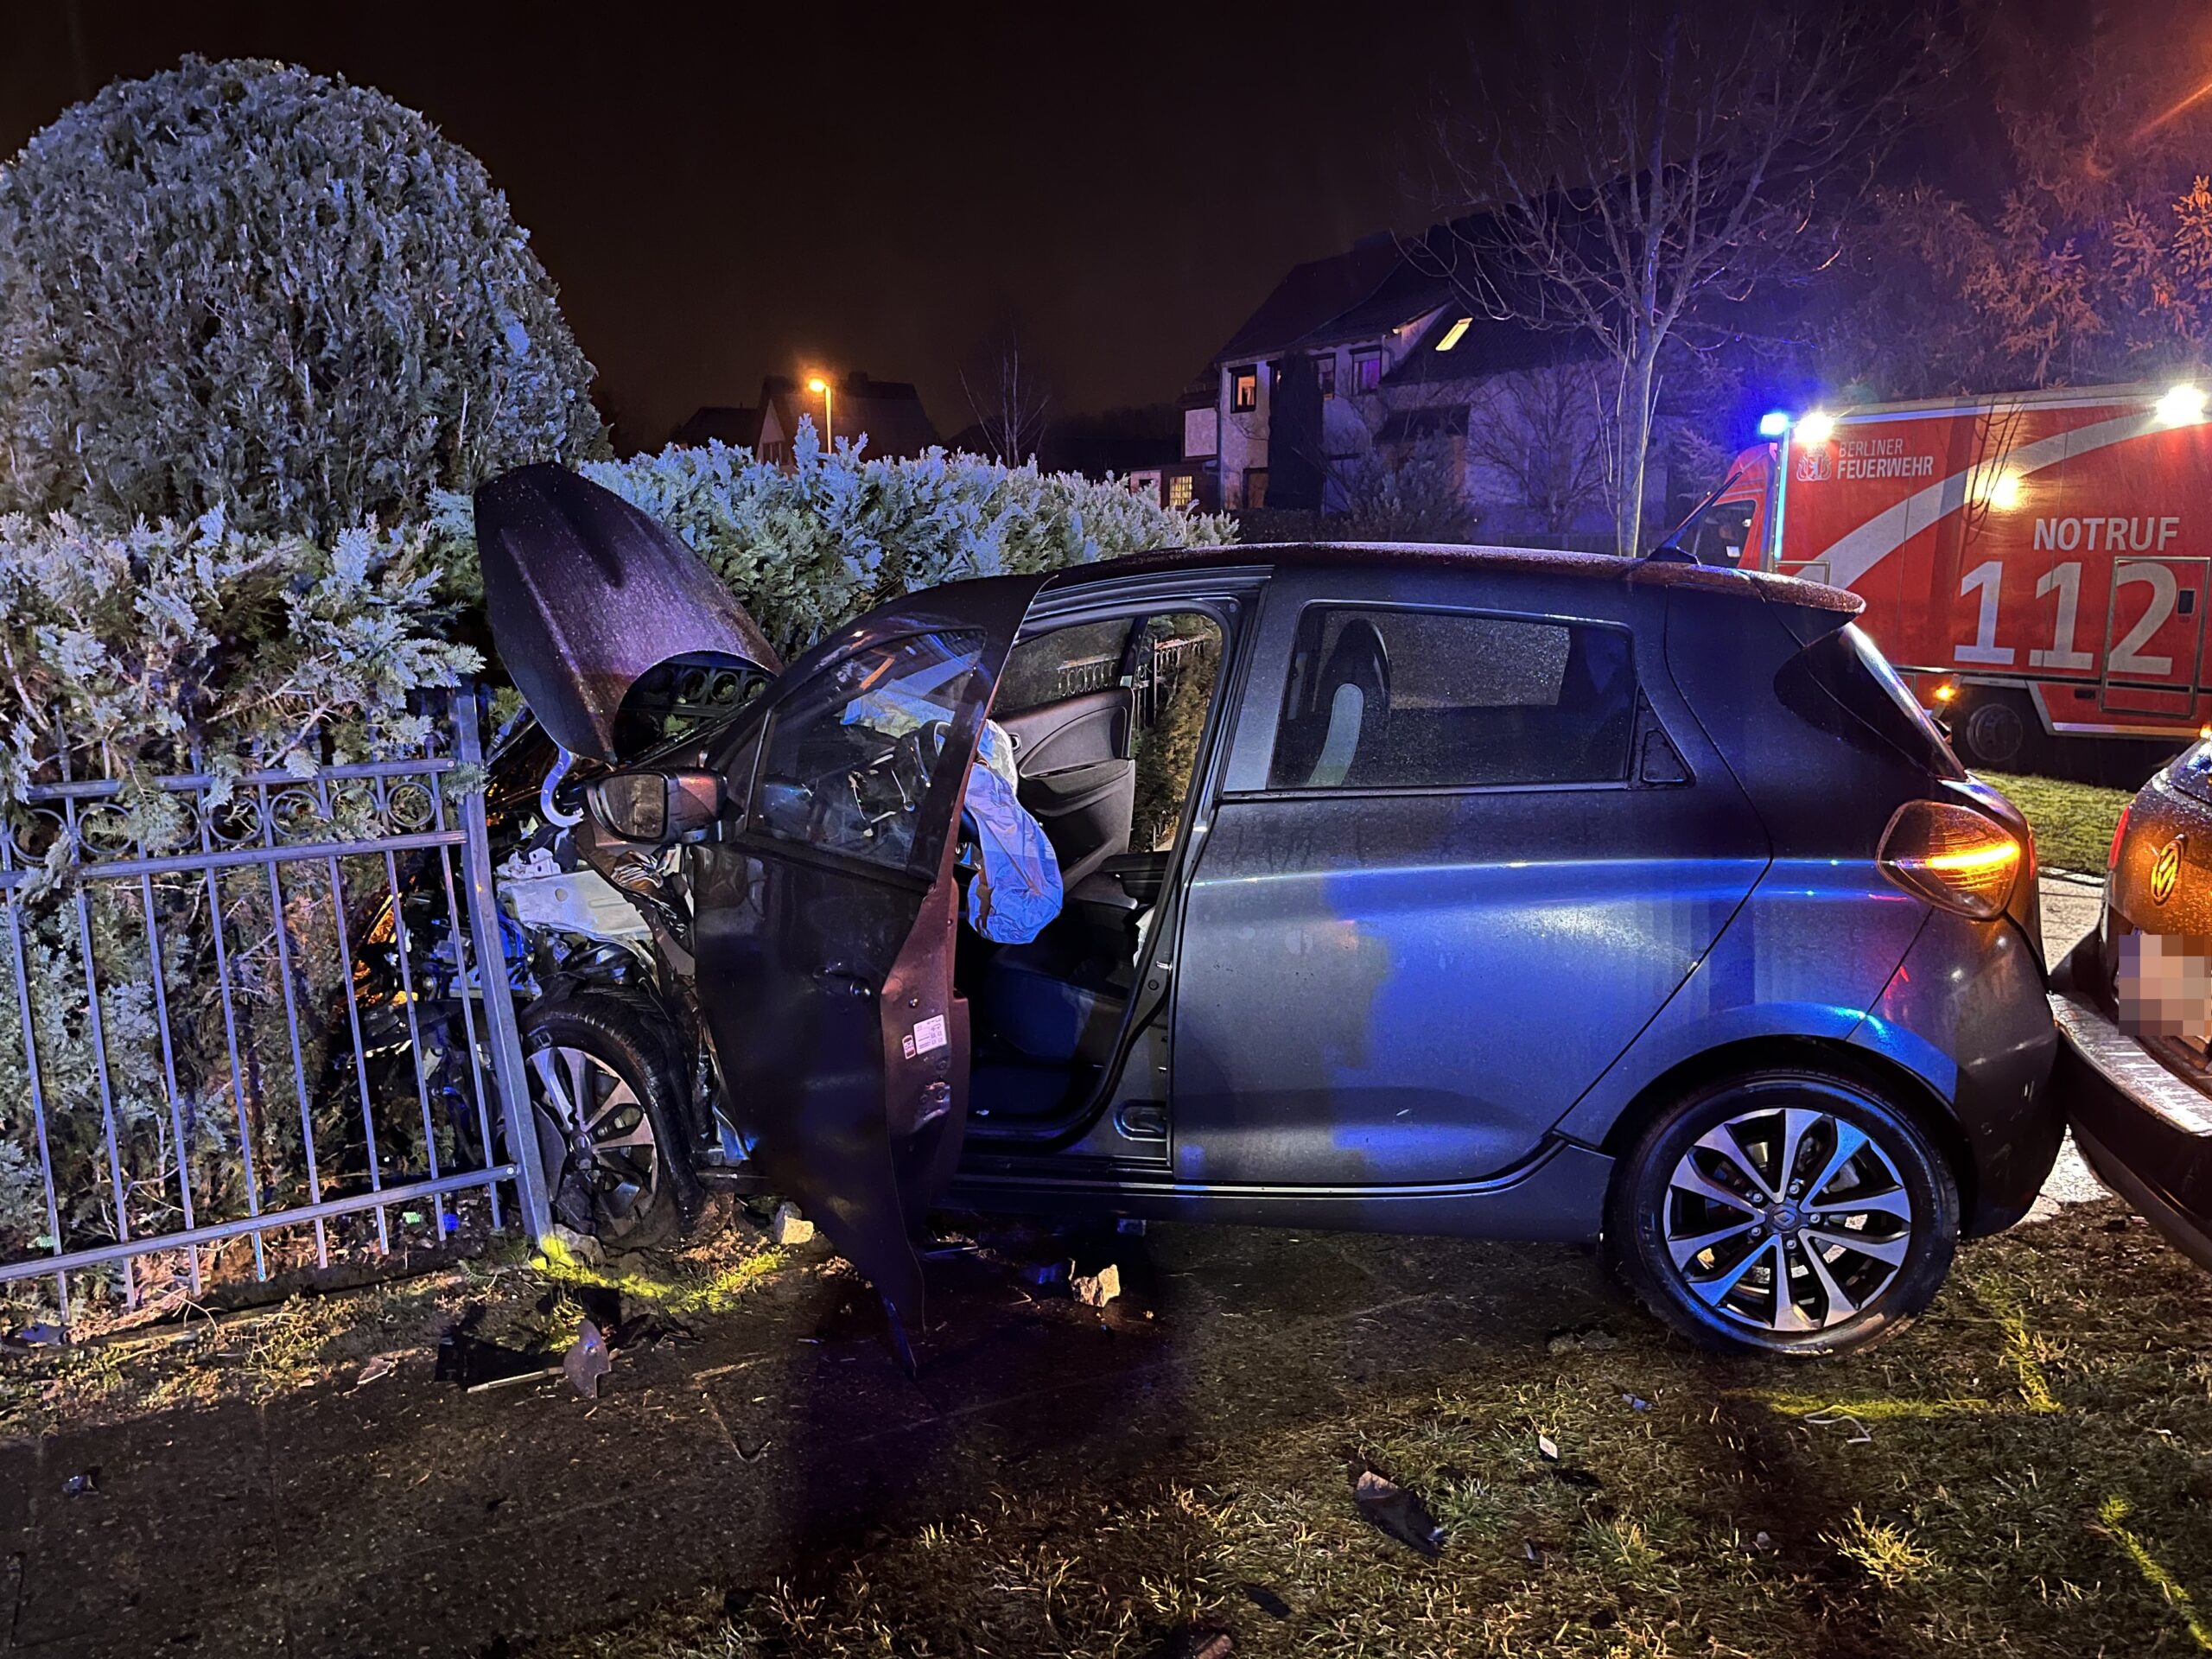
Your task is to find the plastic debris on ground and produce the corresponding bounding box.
[353,1353,400,1389]
[435,1322,554,1392]
[60,1470,98,1497]
[1073,1262,1122,1308]
[1537,1433,1560,1462]
[1239,1583,1292,1620]
[769,1203,816,1246]
[563,1318,612,1399]
[1349,1463,1445,1557]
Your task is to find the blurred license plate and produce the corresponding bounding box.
[2118,930,2212,1045]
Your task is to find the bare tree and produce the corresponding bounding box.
[1431,3,1933,554]
[960,308,1052,467]
[1463,366,1611,541]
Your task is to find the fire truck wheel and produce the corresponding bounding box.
[1955,692,2038,771]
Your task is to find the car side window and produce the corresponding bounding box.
[992,619,1133,718]
[1268,606,1636,790]
[751,629,988,873]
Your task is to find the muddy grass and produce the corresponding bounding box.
[3,1200,2206,1657]
[0,1206,785,1439]
[547,1202,2211,1659]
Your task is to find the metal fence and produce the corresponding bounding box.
[1054,632,1217,721]
[0,692,547,1322]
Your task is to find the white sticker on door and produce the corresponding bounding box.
[911,1014,948,1055]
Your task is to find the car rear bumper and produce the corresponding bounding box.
[2050,990,2212,1270]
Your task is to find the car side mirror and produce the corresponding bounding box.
[585,768,725,844]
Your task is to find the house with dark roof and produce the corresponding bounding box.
[670,372,938,465]
[1182,226,1657,545]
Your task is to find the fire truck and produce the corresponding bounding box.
[1671,381,2212,769]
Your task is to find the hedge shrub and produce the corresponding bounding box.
[432,423,1240,660]
[0,57,602,538]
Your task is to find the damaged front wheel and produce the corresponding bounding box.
[520,994,688,1250]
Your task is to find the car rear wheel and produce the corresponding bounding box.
[1954,690,2039,771]
[520,994,687,1251]
[1608,1066,1959,1357]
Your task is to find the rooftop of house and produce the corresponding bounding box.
[672,372,939,458]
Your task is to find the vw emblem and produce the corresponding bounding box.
[2152,835,2186,906]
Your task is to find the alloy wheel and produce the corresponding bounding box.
[1661,1103,1915,1333]
[528,1043,662,1230]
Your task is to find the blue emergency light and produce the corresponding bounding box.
[1757,410,1791,439]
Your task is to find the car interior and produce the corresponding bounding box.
[957,610,1225,1123]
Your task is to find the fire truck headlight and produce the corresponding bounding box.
[2158,383,2208,426]
[1793,410,1836,447]
[1758,409,1791,439]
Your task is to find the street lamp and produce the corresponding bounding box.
[806,375,834,450]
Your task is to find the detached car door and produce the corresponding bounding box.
[691,577,1046,1337]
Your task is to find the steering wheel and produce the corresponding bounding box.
[893,719,950,802]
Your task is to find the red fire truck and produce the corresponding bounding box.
[1672,381,2212,769]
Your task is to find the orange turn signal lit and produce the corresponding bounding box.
[1933,682,1957,704]
[1879,799,2023,918]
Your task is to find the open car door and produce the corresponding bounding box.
[690,577,1050,1348]
[474,463,779,760]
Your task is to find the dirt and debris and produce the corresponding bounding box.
[1238,1582,1293,1620]
[60,1468,97,1497]
[1350,1462,1446,1557]
[563,1319,612,1399]
[770,1204,816,1247]
[1073,1262,1122,1308]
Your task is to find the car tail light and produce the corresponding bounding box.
[1878,799,2024,918]
[2108,801,2133,871]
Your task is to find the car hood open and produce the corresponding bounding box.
[474,464,780,760]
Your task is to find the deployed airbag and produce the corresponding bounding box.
[963,720,1063,944]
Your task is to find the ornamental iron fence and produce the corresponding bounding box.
[0,692,548,1323]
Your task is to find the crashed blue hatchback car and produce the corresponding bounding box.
[475,465,2062,1359]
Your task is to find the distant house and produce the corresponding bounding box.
[1179,226,1659,544]
[670,372,938,465]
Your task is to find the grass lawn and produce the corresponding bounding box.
[1978,769,2136,874]
[543,1202,2212,1659]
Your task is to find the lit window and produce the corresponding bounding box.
[1316,357,1336,397]
[1231,368,1259,412]
[1167,474,1195,509]
[1436,316,1472,352]
[1351,351,1383,393]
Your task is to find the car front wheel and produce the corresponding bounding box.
[520,993,687,1251]
[1608,1066,1960,1357]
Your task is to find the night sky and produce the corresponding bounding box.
[0,1,1511,449]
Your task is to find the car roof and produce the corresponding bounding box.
[1044,540,1861,613]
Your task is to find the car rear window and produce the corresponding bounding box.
[2171,740,2212,804]
[1796,624,1967,780]
[1269,605,1637,790]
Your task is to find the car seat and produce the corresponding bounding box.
[1302,619,1390,787]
